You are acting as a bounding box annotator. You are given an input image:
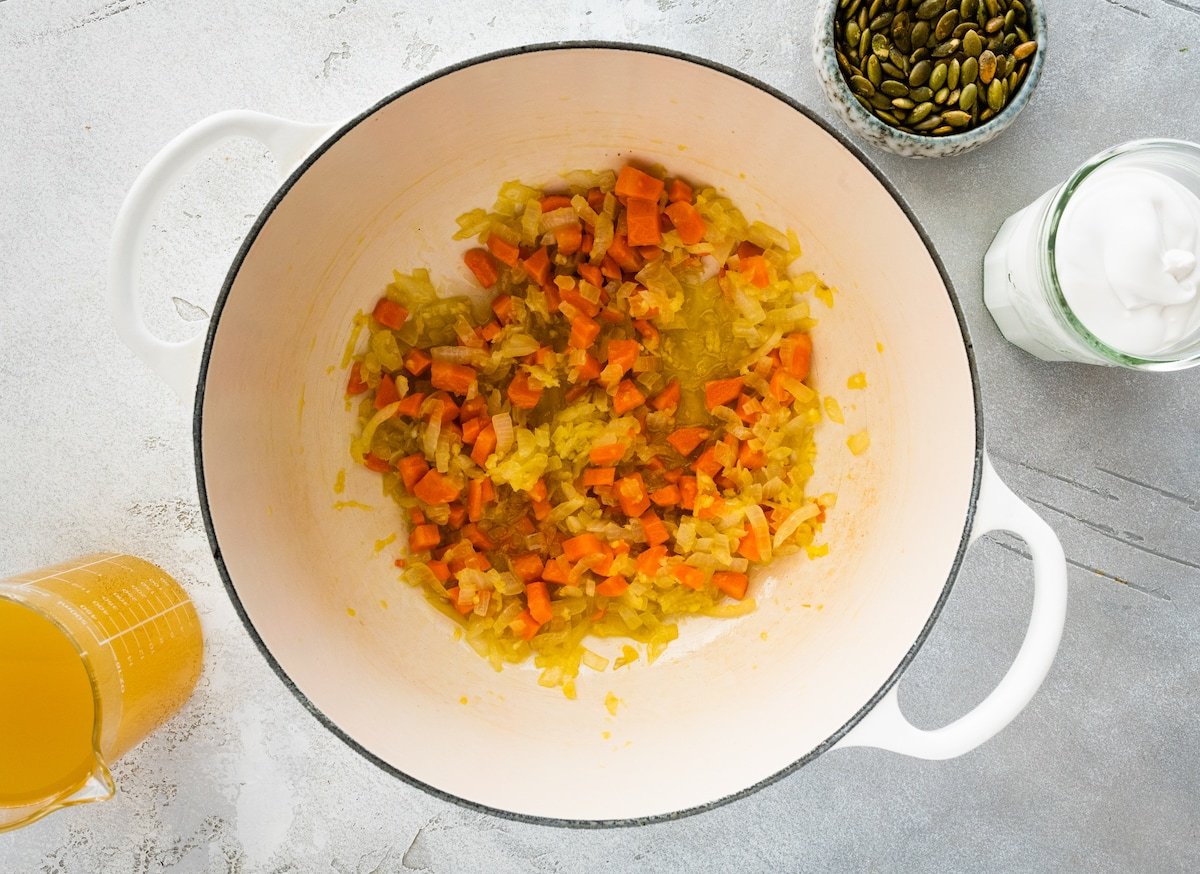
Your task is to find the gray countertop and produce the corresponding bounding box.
[1,1,1198,871]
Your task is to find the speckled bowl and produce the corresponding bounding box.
[813,0,1046,158]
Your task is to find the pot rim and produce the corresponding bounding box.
[193,40,984,828]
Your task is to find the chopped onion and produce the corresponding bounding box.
[492,411,514,456]
[773,502,820,548]
[432,345,485,365]
[422,404,443,458]
[580,648,610,672]
[745,503,773,561]
[352,401,400,462]
[540,207,578,233]
[473,589,492,617]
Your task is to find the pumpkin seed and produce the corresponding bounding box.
[994,54,1008,79]
[934,86,951,103]
[859,6,869,31]
[911,20,931,48]
[962,55,979,83]
[868,0,882,19]
[948,57,961,89]
[915,0,945,20]
[1004,8,1015,29]
[943,109,972,127]
[984,0,1000,17]
[889,47,910,72]
[876,110,902,124]
[909,59,932,86]
[854,94,873,112]
[867,54,883,86]
[892,96,917,110]
[1011,0,1027,20]
[961,0,977,18]
[860,30,871,58]
[870,92,893,109]
[845,20,862,46]
[963,29,983,56]
[846,0,862,15]
[881,79,910,97]
[932,125,954,135]
[910,85,934,101]
[987,77,1005,111]
[929,62,948,90]
[958,82,978,109]
[1016,25,1029,42]
[978,49,997,83]
[882,61,907,78]
[915,113,943,130]
[908,102,935,124]
[897,0,910,10]
[1008,70,1019,92]
[911,46,930,63]
[985,15,1004,32]
[952,21,975,39]
[1002,31,1018,49]
[934,9,959,40]
[872,33,891,58]
[893,13,913,51]
[932,38,960,58]
[850,75,876,96]
[980,106,995,122]
[871,11,896,30]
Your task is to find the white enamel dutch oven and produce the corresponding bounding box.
[108,44,1067,825]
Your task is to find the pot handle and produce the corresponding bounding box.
[107,111,335,401]
[834,454,1067,759]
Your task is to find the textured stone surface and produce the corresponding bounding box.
[1,0,1198,871]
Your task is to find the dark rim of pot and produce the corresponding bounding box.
[193,40,984,829]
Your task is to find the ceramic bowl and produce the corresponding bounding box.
[812,0,1047,158]
[108,43,1066,824]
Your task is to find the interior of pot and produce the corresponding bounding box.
[198,46,978,822]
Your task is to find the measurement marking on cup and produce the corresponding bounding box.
[18,556,113,584]
[97,601,194,646]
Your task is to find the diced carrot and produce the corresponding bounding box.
[401,349,430,377]
[539,194,572,212]
[346,361,368,395]
[678,476,698,510]
[564,533,603,562]
[632,319,659,348]
[409,507,426,525]
[528,479,548,503]
[522,246,552,286]
[413,470,462,505]
[424,392,460,423]
[510,609,541,640]
[606,235,643,273]
[635,545,668,576]
[667,426,711,456]
[481,479,495,501]
[592,543,616,576]
[466,479,486,522]
[578,262,604,288]
[736,393,764,424]
[450,504,469,529]
[704,377,744,410]
[409,524,440,552]
[589,441,628,465]
[713,571,749,600]
[430,361,477,396]
[543,557,571,584]
[650,379,681,412]
[780,332,813,380]
[625,197,662,247]
[506,370,544,409]
[569,315,601,349]
[576,353,602,381]
[740,441,768,470]
[649,484,681,507]
[673,563,705,590]
[587,187,606,212]
[615,474,650,517]
[639,510,670,547]
[600,255,622,282]
[396,392,425,418]
[740,255,770,288]
[599,307,624,325]
[511,553,544,582]
[426,560,451,582]
[480,321,502,342]
[606,339,640,374]
[364,453,390,473]
[487,233,520,267]
[664,201,706,245]
[525,581,553,624]
[372,298,409,330]
[769,370,792,403]
[667,178,693,203]
[663,467,683,483]
[554,223,583,255]
[581,232,594,255]
[491,294,515,324]
[596,575,629,597]
[463,248,499,288]
[583,467,616,487]
[639,245,663,261]
[373,373,400,409]
[532,498,551,520]
[697,495,726,520]
[471,425,496,466]
[612,379,646,415]
[514,515,535,537]
[562,287,601,318]
[615,166,665,201]
[694,445,722,477]
[463,523,494,550]
[397,454,430,490]
[461,416,484,444]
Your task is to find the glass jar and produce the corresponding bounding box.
[984,139,1200,370]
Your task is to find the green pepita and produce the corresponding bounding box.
[987,77,1004,111]
[910,85,934,102]
[882,61,907,78]
[959,82,978,110]
[881,79,911,97]
[962,55,979,84]
[948,57,961,89]
[867,54,883,86]
[929,62,948,90]
[932,38,960,58]
[963,29,983,56]
[872,33,891,58]
[910,20,931,47]
[850,75,875,96]
[909,58,932,86]
[978,49,997,83]
[934,86,951,103]
[934,9,960,40]
[943,109,972,127]
[908,102,935,124]
[915,0,945,20]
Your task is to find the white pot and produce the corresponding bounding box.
[108,44,1067,825]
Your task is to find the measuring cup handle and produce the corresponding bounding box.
[107,111,335,402]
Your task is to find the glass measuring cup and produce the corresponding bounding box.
[0,554,203,832]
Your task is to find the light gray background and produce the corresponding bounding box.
[2,1,1198,871]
